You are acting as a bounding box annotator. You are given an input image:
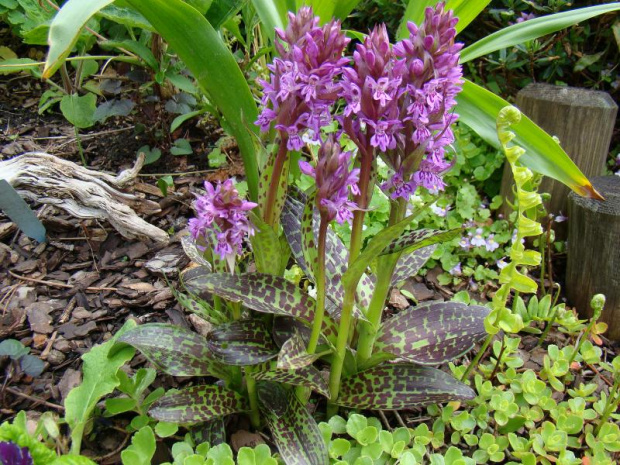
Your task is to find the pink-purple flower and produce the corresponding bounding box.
[189,180,258,262]
[0,442,33,465]
[299,135,360,224]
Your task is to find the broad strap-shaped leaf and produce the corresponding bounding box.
[374,301,490,365]
[149,385,248,424]
[457,80,600,199]
[184,268,316,321]
[44,0,260,200]
[117,323,230,379]
[277,331,325,370]
[336,363,475,410]
[300,193,319,282]
[254,365,330,398]
[460,3,620,63]
[258,382,329,465]
[207,319,278,366]
[391,245,436,285]
[281,197,372,318]
[381,228,461,256]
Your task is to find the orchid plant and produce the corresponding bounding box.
[113,5,498,462]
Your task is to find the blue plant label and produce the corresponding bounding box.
[0,179,46,243]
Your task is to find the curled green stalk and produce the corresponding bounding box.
[462,106,543,381]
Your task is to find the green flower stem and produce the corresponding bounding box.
[244,366,261,429]
[326,149,373,418]
[355,199,405,365]
[595,379,620,435]
[307,215,329,355]
[263,134,289,228]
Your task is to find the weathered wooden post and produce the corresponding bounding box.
[499,84,617,225]
[566,176,620,341]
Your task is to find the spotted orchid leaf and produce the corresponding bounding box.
[149,385,248,424]
[254,365,330,398]
[117,324,231,379]
[281,197,372,318]
[277,331,325,370]
[184,268,316,321]
[180,235,211,267]
[249,211,287,275]
[336,363,475,410]
[381,228,462,256]
[207,319,278,366]
[191,418,226,447]
[258,383,329,465]
[391,245,437,285]
[374,301,490,365]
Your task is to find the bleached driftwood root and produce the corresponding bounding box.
[1,152,169,243]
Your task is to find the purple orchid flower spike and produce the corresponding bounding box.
[0,442,33,465]
[256,7,350,146]
[189,179,258,270]
[299,135,360,224]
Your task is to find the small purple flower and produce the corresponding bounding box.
[0,442,33,465]
[485,234,499,252]
[189,180,258,263]
[470,228,486,247]
[430,203,450,217]
[459,237,471,250]
[515,12,536,23]
[497,259,508,270]
[554,212,568,223]
[449,262,462,276]
[299,135,359,224]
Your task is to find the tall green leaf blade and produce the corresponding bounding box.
[333,0,363,20]
[391,245,436,285]
[457,80,602,199]
[206,0,249,29]
[374,301,490,364]
[258,382,329,465]
[117,323,231,379]
[43,0,115,77]
[460,4,620,63]
[254,365,330,398]
[207,319,278,365]
[149,385,248,424]
[249,211,284,275]
[336,363,475,409]
[65,320,137,454]
[381,228,462,256]
[184,268,316,321]
[251,0,286,40]
[397,0,490,39]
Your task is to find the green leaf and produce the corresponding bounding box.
[170,109,207,133]
[333,0,363,20]
[121,426,156,465]
[460,4,620,63]
[254,365,330,398]
[574,51,605,72]
[99,4,152,30]
[207,319,278,365]
[157,175,174,196]
[258,382,329,465]
[45,0,259,200]
[336,363,475,410]
[374,301,490,364]
[65,320,137,454]
[154,421,179,438]
[249,211,284,275]
[117,323,231,379]
[137,145,162,165]
[381,228,462,256]
[183,268,316,322]
[43,0,115,77]
[397,0,490,39]
[93,99,135,123]
[0,58,40,75]
[171,138,193,156]
[60,93,97,129]
[50,456,97,465]
[105,397,137,415]
[205,0,248,29]
[251,0,285,41]
[456,80,601,199]
[149,385,248,423]
[0,339,29,359]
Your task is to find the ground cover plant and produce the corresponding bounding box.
[1,1,619,464]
